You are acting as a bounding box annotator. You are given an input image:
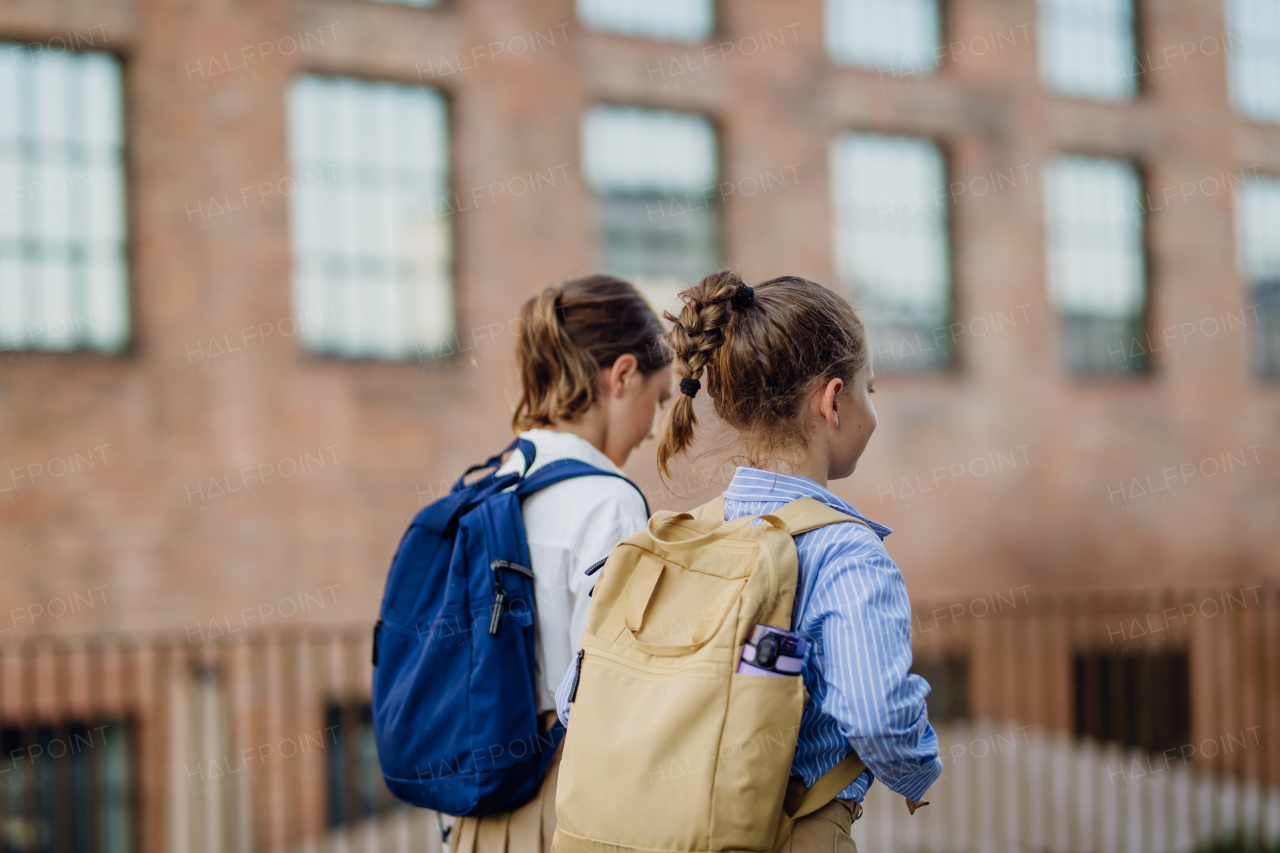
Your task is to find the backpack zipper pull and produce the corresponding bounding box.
[488,583,506,635]
[568,649,584,702]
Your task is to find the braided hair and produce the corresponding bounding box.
[656,270,868,479]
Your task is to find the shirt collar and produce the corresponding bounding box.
[496,429,626,478]
[722,466,893,540]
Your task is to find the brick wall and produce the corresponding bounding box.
[0,0,1277,642]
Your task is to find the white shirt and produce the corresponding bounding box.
[496,429,649,711]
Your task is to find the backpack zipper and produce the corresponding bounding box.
[568,649,585,702]
[487,560,531,636]
[584,557,607,576]
[488,582,507,635]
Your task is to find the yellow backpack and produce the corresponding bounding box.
[553,497,875,853]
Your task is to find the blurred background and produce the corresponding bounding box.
[1,0,1278,851]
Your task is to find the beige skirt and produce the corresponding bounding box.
[452,744,563,853]
[777,776,861,853]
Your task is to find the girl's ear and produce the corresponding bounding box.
[607,353,640,397]
[817,377,844,427]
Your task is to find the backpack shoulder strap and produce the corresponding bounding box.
[514,459,651,516]
[769,497,868,536]
[788,752,866,820]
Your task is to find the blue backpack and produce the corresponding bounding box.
[371,438,648,816]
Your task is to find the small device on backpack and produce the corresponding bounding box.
[737,624,806,677]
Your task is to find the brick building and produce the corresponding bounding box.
[1,0,1278,851]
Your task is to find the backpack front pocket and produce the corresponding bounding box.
[710,672,806,851]
[556,649,727,851]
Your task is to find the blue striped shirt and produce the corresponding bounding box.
[556,467,942,803]
[721,468,941,802]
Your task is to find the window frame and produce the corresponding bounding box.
[575,0,717,45]
[284,71,457,363]
[0,44,133,357]
[824,0,946,78]
[1041,152,1152,377]
[1232,172,1280,378]
[579,102,724,319]
[1226,0,1280,126]
[1036,0,1140,103]
[829,129,957,373]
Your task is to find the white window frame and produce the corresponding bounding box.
[831,132,952,371]
[0,46,129,353]
[576,0,714,44]
[825,0,942,77]
[580,105,720,319]
[1042,155,1148,374]
[1037,0,1138,102]
[286,74,453,361]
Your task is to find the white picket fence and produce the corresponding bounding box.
[852,721,1280,853]
[288,809,445,853]
[307,722,1280,853]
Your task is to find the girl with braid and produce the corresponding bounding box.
[557,271,940,852]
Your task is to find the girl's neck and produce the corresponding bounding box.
[750,448,830,489]
[542,410,608,457]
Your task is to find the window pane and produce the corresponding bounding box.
[831,133,952,371]
[0,46,129,352]
[1228,0,1280,124]
[582,106,717,195]
[287,75,452,360]
[911,655,970,723]
[1043,155,1147,374]
[1074,651,1190,755]
[577,0,714,43]
[1038,0,1137,101]
[1,720,134,853]
[581,105,720,317]
[326,702,398,827]
[1234,175,1280,375]
[825,0,941,75]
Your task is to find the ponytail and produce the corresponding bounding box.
[657,270,868,480]
[657,270,744,478]
[512,275,667,433]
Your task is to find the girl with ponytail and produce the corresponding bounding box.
[656,271,941,850]
[453,275,671,853]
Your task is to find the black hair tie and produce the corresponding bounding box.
[679,377,701,398]
[730,285,755,311]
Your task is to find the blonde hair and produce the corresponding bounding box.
[512,275,668,432]
[657,270,868,478]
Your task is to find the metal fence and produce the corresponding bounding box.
[1,583,1277,853]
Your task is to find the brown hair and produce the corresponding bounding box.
[512,274,668,432]
[657,270,869,478]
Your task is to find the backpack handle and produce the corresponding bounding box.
[644,509,787,549]
[620,554,747,657]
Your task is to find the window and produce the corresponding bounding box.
[326,702,397,828]
[0,47,129,352]
[576,0,714,43]
[1234,175,1280,376]
[831,133,952,371]
[1074,652,1190,755]
[1037,0,1136,101]
[825,0,942,76]
[0,720,134,853]
[911,655,969,723]
[581,105,720,318]
[1042,156,1147,374]
[1228,0,1280,123]
[287,75,451,360]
